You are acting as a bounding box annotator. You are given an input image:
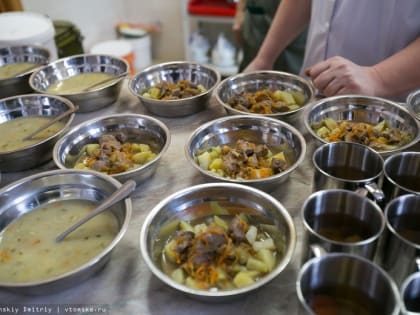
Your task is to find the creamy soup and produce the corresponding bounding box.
[46,72,115,94]
[0,62,38,80]
[0,116,65,152]
[0,199,119,283]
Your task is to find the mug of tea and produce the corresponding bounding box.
[377,194,420,286]
[300,189,385,264]
[401,271,420,314]
[312,142,385,204]
[382,152,420,203]
[297,253,401,315]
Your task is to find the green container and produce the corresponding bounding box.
[53,20,84,58]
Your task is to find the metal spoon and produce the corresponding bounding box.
[22,105,79,141]
[82,72,128,92]
[55,179,136,242]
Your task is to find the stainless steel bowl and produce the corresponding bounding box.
[29,54,129,112]
[215,71,315,124]
[303,95,420,157]
[0,45,50,98]
[0,169,132,295]
[407,89,420,121]
[129,61,221,117]
[185,115,306,192]
[140,183,296,301]
[0,93,75,172]
[53,113,170,185]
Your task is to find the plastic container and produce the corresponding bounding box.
[0,12,58,60]
[117,26,152,71]
[90,40,135,75]
[53,20,84,58]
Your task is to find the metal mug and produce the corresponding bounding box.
[297,252,401,315]
[312,142,385,204]
[382,152,420,203]
[300,189,385,264]
[401,271,420,314]
[377,194,420,286]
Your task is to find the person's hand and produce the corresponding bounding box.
[305,56,383,97]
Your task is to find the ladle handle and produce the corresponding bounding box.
[23,105,79,141]
[55,179,136,242]
[83,72,128,92]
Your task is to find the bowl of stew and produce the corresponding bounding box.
[29,53,129,112]
[303,94,420,157]
[53,113,170,185]
[129,61,221,117]
[140,182,296,301]
[0,93,75,172]
[185,115,306,192]
[0,169,132,295]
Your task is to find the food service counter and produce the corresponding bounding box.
[0,80,380,315]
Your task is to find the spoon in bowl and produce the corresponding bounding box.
[55,179,136,242]
[22,105,79,141]
[82,72,128,92]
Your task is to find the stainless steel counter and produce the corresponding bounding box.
[0,81,347,315]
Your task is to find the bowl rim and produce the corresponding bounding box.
[184,114,307,185]
[29,53,130,95]
[0,168,132,288]
[302,94,420,155]
[52,113,171,177]
[406,88,420,120]
[139,182,297,298]
[215,70,316,117]
[0,93,76,155]
[128,60,221,104]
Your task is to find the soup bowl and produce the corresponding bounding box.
[0,169,132,295]
[303,95,420,157]
[140,182,296,302]
[53,113,170,185]
[129,61,221,117]
[0,45,50,99]
[185,115,306,192]
[29,53,129,112]
[0,93,75,172]
[215,70,315,124]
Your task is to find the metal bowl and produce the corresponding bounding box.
[0,169,132,295]
[185,115,306,192]
[0,93,75,172]
[29,54,129,112]
[53,113,170,185]
[128,61,221,117]
[0,45,50,98]
[140,182,296,301]
[303,95,420,157]
[407,89,420,121]
[215,71,315,124]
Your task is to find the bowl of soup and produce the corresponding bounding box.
[0,169,132,295]
[29,54,129,112]
[53,113,170,185]
[140,182,296,301]
[0,93,76,172]
[0,45,50,99]
[185,115,306,192]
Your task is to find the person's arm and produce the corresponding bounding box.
[306,37,420,98]
[232,0,246,45]
[244,0,311,72]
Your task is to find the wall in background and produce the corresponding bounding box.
[21,0,185,62]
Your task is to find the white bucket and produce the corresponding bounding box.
[90,40,135,75]
[117,27,152,71]
[0,12,58,60]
